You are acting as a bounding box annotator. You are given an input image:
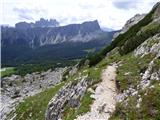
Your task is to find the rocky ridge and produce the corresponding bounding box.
[2,20,102,48]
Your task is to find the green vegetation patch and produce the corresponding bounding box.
[153,58,160,71]
[1,67,16,78]
[62,91,93,120]
[140,82,160,119]
[2,60,77,77]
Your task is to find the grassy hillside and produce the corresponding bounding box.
[110,53,160,119]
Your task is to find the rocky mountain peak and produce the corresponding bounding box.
[153,2,160,10]
[122,14,146,31]
[153,2,160,21]
[64,20,101,34]
[34,18,59,27]
[15,18,59,29]
[81,20,100,30]
[113,14,146,39]
[114,2,160,40]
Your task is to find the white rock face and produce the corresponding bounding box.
[39,30,103,46]
[70,30,102,43]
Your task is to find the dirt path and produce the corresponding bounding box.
[76,65,117,120]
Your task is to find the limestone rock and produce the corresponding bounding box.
[134,33,160,57]
[45,76,88,120]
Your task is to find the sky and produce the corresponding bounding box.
[0,0,159,30]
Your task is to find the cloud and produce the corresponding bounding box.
[13,8,33,20]
[112,0,137,10]
[1,0,159,29]
[78,4,95,9]
[78,2,106,9]
[13,7,47,20]
[18,14,33,20]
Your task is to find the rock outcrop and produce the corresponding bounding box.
[45,76,88,120]
[134,33,160,57]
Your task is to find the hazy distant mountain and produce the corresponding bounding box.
[1,20,115,65]
[101,27,115,32]
[15,18,59,29]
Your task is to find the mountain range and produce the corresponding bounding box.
[1,20,115,66]
[15,18,59,29]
